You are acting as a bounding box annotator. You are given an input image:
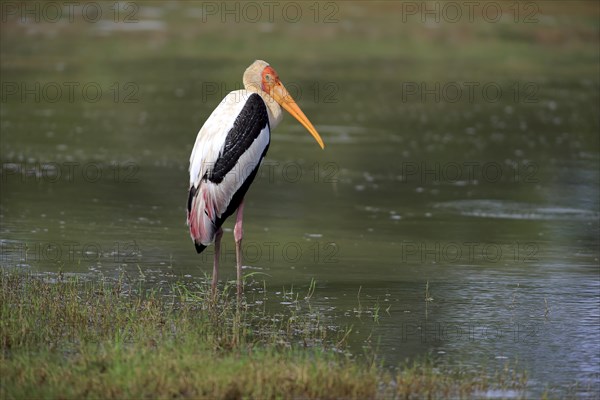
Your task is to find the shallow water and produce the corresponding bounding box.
[1,2,599,397]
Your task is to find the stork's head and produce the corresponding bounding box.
[243,60,325,149]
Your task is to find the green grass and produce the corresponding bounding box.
[0,270,527,399]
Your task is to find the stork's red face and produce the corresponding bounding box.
[261,66,325,149]
[260,66,280,93]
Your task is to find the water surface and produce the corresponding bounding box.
[1,2,599,397]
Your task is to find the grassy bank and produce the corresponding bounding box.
[0,270,526,399]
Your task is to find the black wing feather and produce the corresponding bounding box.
[208,93,269,184]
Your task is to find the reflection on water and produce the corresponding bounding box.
[1,2,599,397]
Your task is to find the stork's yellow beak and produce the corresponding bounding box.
[270,82,325,149]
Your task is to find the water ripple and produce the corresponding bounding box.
[435,200,599,221]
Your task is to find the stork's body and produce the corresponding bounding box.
[187,60,324,295]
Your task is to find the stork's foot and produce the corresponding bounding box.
[212,227,224,298]
[235,238,243,297]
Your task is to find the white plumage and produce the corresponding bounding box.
[186,60,324,295]
[188,90,270,248]
[189,91,254,187]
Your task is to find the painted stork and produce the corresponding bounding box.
[187,60,325,295]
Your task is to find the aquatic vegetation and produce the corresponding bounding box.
[1,270,529,399]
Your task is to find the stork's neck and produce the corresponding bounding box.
[244,84,283,129]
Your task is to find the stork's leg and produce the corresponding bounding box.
[212,227,223,296]
[234,199,245,296]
